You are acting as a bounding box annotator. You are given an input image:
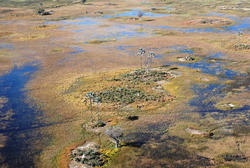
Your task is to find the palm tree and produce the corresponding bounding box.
[85,92,95,122]
[145,51,156,74]
[93,96,102,122]
[137,48,146,69]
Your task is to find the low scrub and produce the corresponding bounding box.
[71,149,106,167]
[96,86,163,104]
[234,43,250,50]
[119,69,172,83]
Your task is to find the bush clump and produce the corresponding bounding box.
[92,120,106,128]
[36,8,53,16]
[96,86,162,104]
[120,69,172,83]
[221,153,247,162]
[71,149,106,167]
[234,43,250,50]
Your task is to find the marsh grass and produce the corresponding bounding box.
[87,39,116,44]
[0,32,13,38]
[11,32,47,41]
[234,43,250,50]
[0,0,80,8]
[32,24,57,31]
[62,67,176,113]
[96,87,161,104]
[153,29,178,36]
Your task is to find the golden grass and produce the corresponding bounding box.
[87,39,117,44]
[60,67,178,113]
[11,32,47,41]
[51,48,64,53]
[0,57,11,64]
[0,31,13,38]
[153,29,178,36]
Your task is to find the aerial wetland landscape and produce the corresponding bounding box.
[0,0,249,167]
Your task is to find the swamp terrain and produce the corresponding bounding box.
[0,0,249,167]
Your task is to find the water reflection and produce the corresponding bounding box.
[0,63,48,168]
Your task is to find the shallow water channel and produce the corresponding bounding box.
[0,64,49,167]
[49,11,249,44]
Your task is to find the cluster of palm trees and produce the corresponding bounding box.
[137,48,156,73]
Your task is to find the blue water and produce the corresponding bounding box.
[113,45,135,57]
[154,54,162,58]
[69,46,85,55]
[206,12,238,22]
[49,17,100,27]
[163,45,249,116]
[0,43,13,50]
[103,9,170,18]
[157,25,225,33]
[84,27,148,43]
[48,17,150,42]
[48,12,249,46]
[72,29,84,32]
[222,20,250,32]
[168,45,189,50]
[152,45,194,59]
[168,45,194,55]
[189,82,250,114]
[107,30,146,39]
[189,83,226,113]
[156,13,250,33]
[0,64,39,132]
[176,52,238,79]
[170,50,250,116]
[207,12,250,32]
[84,30,147,43]
[63,19,99,26]
[116,45,133,51]
[0,63,48,167]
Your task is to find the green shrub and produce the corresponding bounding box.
[234,43,250,50]
[120,69,171,83]
[96,86,162,104]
